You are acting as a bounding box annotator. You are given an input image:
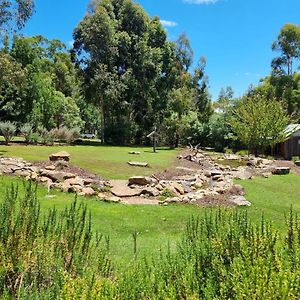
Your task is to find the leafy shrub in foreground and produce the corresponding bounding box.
[0,183,111,298]
[1,183,300,299]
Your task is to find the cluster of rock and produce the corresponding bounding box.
[0,149,292,207]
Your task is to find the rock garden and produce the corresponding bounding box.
[0,148,293,207]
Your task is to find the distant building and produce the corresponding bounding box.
[275,124,300,159]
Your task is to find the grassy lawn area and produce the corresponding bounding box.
[240,174,300,231]
[0,144,179,179]
[0,173,299,268]
[0,176,201,268]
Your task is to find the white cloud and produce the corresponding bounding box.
[160,20,178,27]
[183,0,218,4]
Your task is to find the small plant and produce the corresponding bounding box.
[160,187,174,199]
[0,121,16,145]
[225,148,233,154]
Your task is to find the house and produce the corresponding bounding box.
[275,124,300,159]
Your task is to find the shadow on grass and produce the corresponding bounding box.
[0,150,8,156]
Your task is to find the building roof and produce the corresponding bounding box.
[283,124,300,139]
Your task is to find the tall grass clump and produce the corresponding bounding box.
[0,183,111,298]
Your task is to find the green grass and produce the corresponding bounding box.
[1,173,299,268]
[240,174,300,231]
[0,144,179,179]
[0,176,202,268]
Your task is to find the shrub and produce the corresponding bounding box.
[20,123,33,144]
[0,121,16,145]
[0,183,111,298]
[50,126,81,144]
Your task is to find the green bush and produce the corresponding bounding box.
[20,123,34,144]
[0,121,16,145]
[50,126,81,144]
[0,183,111,298]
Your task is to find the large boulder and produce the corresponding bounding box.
[272,167,290,175]
[49,151,70,162]
[128,176,152,186]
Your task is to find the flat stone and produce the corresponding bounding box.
[272,167,290,175]
[127,161,148,167]
[45,165,56,170]
[295,161,300,167]
[128,151,141,155]
[110,180,142,197]
[49,151,70,162]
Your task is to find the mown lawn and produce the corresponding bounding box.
[0,144,179,179]
[0,173,299,268]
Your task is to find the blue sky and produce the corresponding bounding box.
[23,0,300,100]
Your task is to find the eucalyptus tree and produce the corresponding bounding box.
[272,24,300,76]
[73,0,175,144]
[0,0,34,36]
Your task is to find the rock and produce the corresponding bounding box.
[203,170,212,177]
[14,169,30,177]
[49,151,70,162]
[128,151,141,155]
[30,172,38,181]
[234,168,252,180]
[262,172,272,178]
[45,165,56,170]
[64,177,84,186]
[228,195,251,206]
[295,161,300,167]
[70,185,83,194]
[40,170,75,182]
[141,187,159,197]
[127,161,148,167]
[83,178,97,185]
[175,175,197,182]
[78,187,96,196]
[228,184,245,196]
[128,176,152,186]
[172,182,185,195]
[155,184,164,191]
[181,182,192,193]
[164,197,181,203]
[110,180,142,197]
[212,175,223,181]
[211,170,222,176]
[272,167,290,175]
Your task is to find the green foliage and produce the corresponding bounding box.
[272,23,300,76]
[0,182,111,297]
[0,0,35,33]
[50,126,81,144]
[229,93,291,155]
[0,121,16,144]
[20,123,33,144]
